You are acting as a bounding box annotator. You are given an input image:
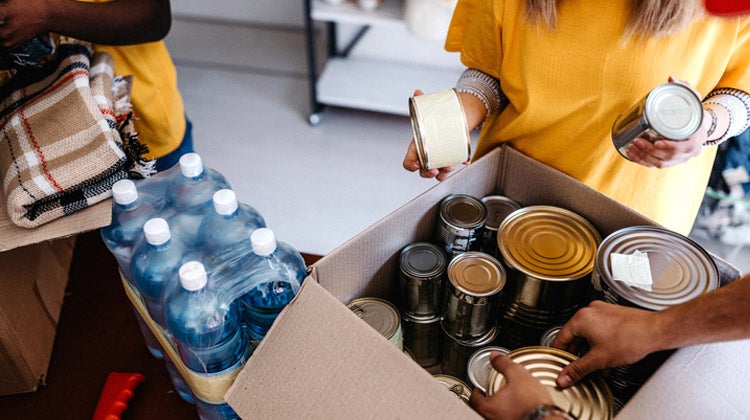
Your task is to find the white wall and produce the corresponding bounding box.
[171,0,304,27]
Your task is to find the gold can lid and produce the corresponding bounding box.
[595,226,719,310]
[488,347,614,420]
[433,374,472,403]
[440,194,487,229]
[447,251,506,296]
[498,205,601,280]
[346,297,401,341]
[481,195,522,231]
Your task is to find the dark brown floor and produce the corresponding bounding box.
[0,230,321,420]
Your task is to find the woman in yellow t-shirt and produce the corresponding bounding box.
[403,0,750,236]
[0,0,190,171]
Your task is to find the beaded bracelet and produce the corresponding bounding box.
[702,100,733,146]
[455,68,508,122]
[703,104,719,140]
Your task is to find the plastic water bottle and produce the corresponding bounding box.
[130,217,195,403]
[100,180,164,360]
[197,189,266,265]
[166,261,248,419]
[166,153,231,243]
[239,228,306,341]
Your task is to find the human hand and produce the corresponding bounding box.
[469,352,553,420]
[0,0,51,51]
[402,89,459,182]
[552,301,660,388]
[625,77,707,168]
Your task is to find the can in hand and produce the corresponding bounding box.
[611,82,703,160]
[409,89,471,170]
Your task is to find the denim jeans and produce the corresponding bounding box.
[154,117,194,172]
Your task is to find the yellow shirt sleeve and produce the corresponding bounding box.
[444,0,750,235]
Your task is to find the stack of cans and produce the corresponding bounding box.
[496,206,601,350]
[437,194,488,257]
[440,252,506,381]
[399,242,447,368]
[479,195,522,258]
[593,226,720,410]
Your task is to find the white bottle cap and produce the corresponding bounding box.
[179,153,205,178]
[143,217,171,246]
[112,179,138,205]
[179,260,207,291]
[251,228,277,256]
[213,189,239,216]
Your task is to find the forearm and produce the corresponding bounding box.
[454,68,508,131]
[46,0,172,45]
[653,274,750,351]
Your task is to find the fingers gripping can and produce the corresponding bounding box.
[611,82,703,160]
[409,89,472,170]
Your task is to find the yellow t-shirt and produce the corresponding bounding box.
[446,0,750,234]
[94,42,185,160]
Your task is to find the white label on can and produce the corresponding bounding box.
[610,250,653,291]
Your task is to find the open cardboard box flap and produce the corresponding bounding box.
[226,146,744,418]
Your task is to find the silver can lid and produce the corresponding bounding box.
[481,195,522,231]
[346,297,401,341]
[467,346,511,393]
[498,206,601,281]
[440,194,487,229]
[400,242,447,279]
[645,82,703,140]
[433,374,472,403]
[595,226,719,310]
[488,347,614,420]
[540,325,563,347]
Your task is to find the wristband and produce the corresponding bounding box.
[524,404,578,420]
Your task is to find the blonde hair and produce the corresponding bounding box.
[524,0,703,38]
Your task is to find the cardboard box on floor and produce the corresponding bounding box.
[0,198,110,395]
[226,145,747,419]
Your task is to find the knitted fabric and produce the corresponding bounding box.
[0,39,152,228]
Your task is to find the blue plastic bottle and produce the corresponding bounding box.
[197,189,266,265]
[166,153,231,244]
[166,261,248,419]
[130,217,195,403]
[239,228,306,341]
[101,179,164,360]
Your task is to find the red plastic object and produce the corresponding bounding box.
[705,0,750,16]
[92,372,146,420]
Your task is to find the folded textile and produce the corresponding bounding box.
[0,39,151,228]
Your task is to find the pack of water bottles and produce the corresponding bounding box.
[100,153,306,420]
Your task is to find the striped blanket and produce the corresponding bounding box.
[0,39,151,228]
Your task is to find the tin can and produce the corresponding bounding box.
[611,82,703,160]
[399,242,447,318]
[442,252,506,339]
[488,346,614,420]
[466,345,511,393]
[437,194,487,257]
[496,206,601,349]
[433,374,472,403]
[539,325,562,347]
[479,195,522,258]
[441,322,499,382]
[346,297,403,350]
[402,314,442,367]
[593,225,719,408]
[409,89,471,170]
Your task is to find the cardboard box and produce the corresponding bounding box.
[225,146,746,418]
[0,197,110,395]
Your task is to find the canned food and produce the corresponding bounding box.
[466,346,511,393]
[479,195,522,258]
[497,205,601,349]
[402,314,442,368]
[346,298,403,350]
[443,252,506,339]
[487,346,614,420]
[539,325,562,347]
[441,323,498,382]
[594,225,719,310]
[612,82,703,160]
[437,194,487,257]
[433,374,472,403]
[399,242,447,318]
[409,89,471,170]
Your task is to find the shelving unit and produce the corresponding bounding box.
[304,0,463,125]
